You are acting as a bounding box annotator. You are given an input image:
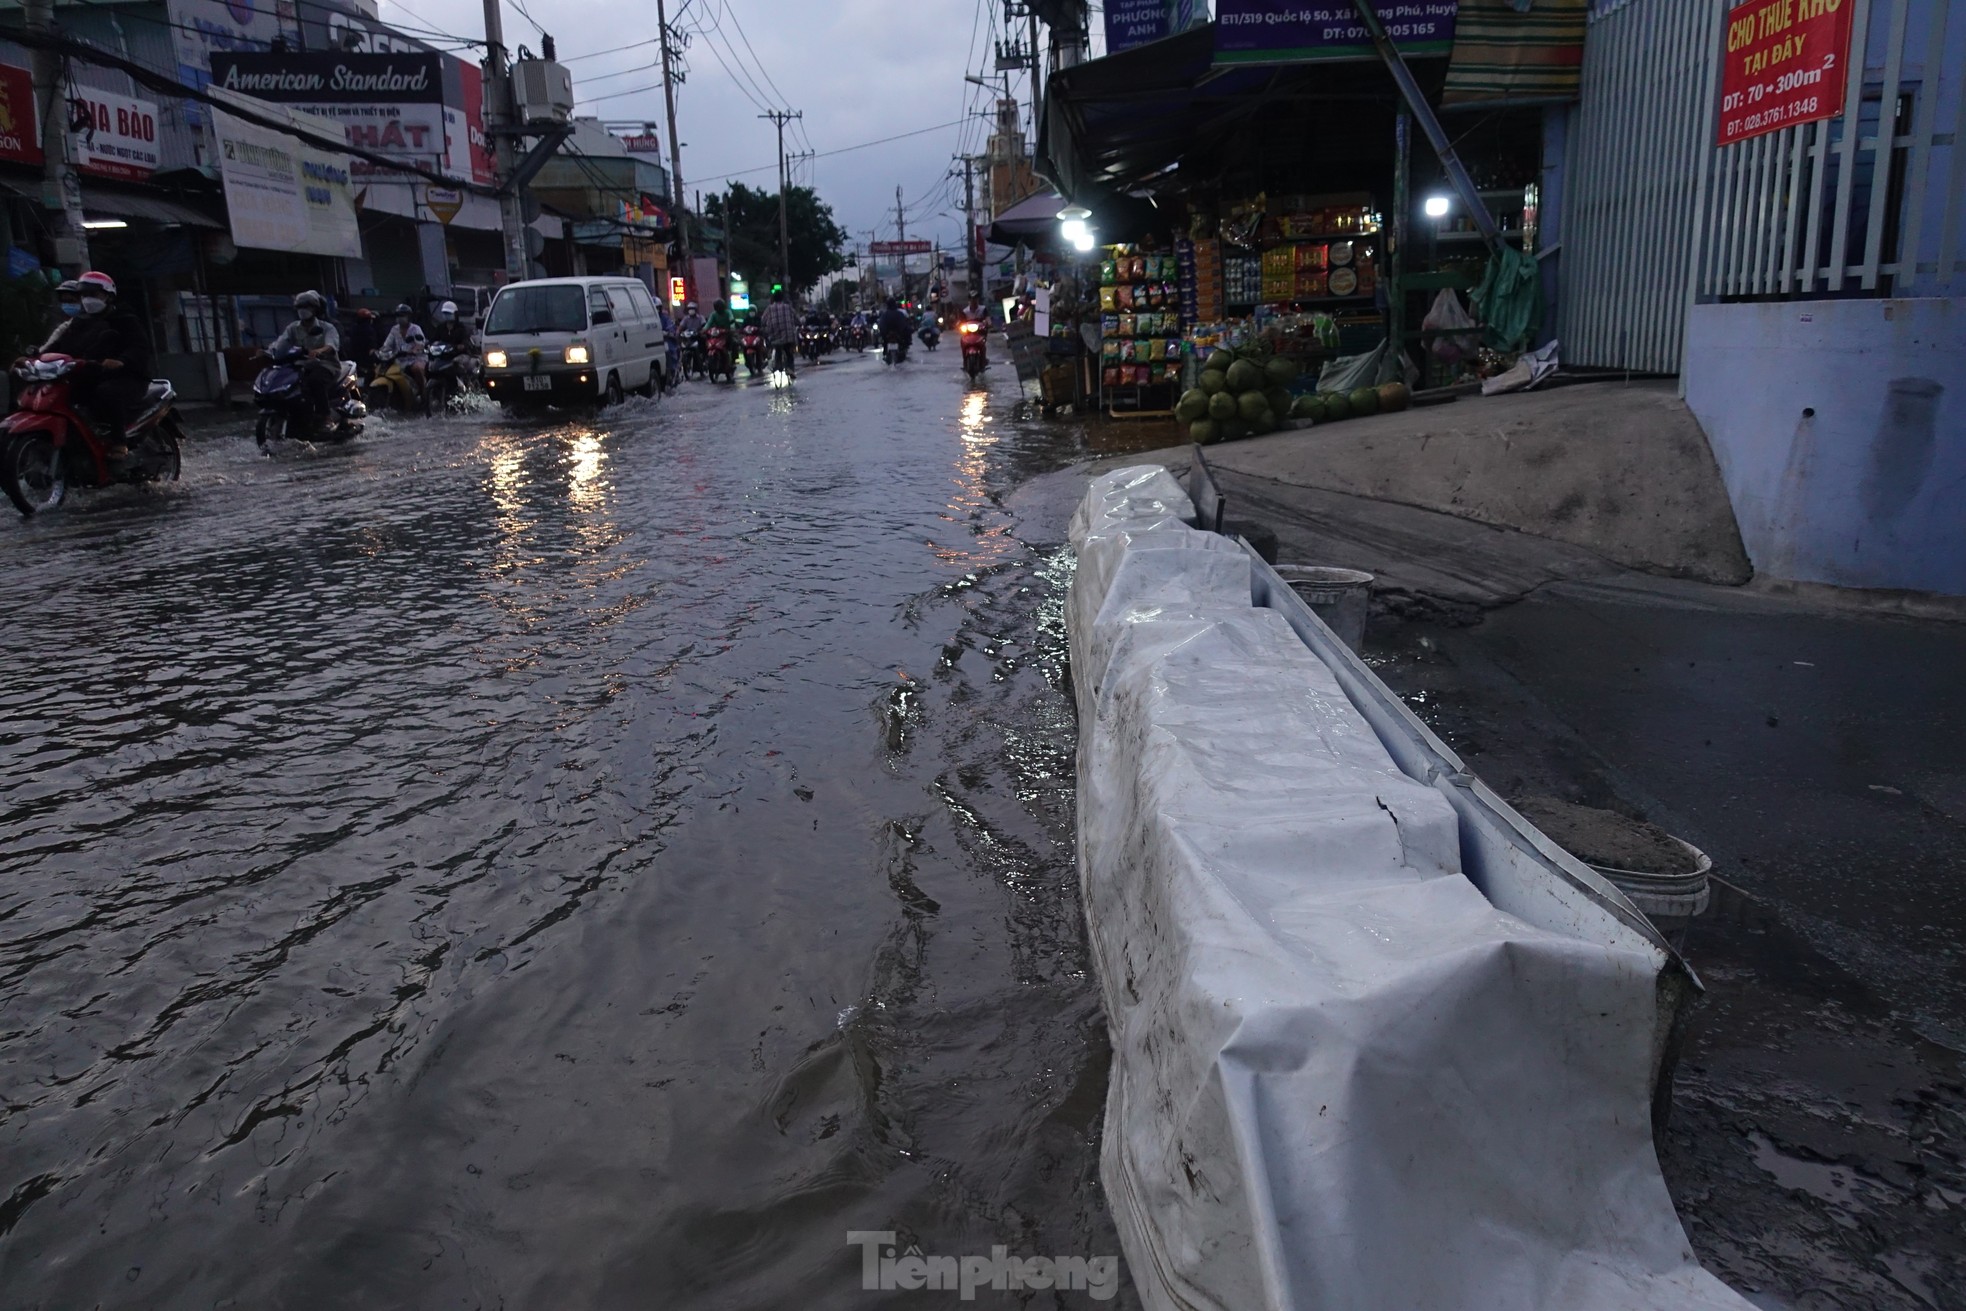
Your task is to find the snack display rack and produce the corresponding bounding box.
[1098,246,1184,419]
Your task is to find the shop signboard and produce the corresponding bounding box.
[209,51,449,175]
[1716,0,1853,146]
[71,88,161,181]
[870,240,933,255]
[1105,0,1172,53]
[167,0,299,115]
[211,106,364,259]
[1216,0,1457,65]
[425,185,463,225]
[0,62,41,167]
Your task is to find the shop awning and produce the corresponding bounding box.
[1039,23,1434,202]
[987,188,1067,244]
[82,185,225,229]
[1,177,226,229]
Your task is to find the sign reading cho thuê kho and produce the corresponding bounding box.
[1717,0,1854,145]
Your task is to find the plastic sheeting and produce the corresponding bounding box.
[1068,466,1749,1311]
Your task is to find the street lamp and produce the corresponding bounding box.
[1423,194,1451,219]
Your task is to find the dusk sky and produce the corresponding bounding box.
[386,0,1066,254]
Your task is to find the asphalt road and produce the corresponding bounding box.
[0,348,1138,1308]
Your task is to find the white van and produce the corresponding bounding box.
[480,276,668,408]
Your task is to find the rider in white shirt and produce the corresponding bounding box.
[378,303,428,389]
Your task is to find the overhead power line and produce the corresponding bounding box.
[690,118,968,188]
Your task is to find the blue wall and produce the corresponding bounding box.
[1683,298,1963,596]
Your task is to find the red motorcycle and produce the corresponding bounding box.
[2,355,183,518]
[958,319,988,383]
[740,323,766,377]
[704,325,736,383]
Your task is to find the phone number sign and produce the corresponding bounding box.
[1717,0,1853,145]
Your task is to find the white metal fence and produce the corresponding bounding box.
[1561,0,1963,373]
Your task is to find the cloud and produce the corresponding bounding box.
[390,0,1024,247]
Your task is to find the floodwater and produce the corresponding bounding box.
[0,355,1146,1307]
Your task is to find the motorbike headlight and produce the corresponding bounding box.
[484,349,508,369]
[563,343,591,365]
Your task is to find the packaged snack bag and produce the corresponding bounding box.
[1099,286,1118,312]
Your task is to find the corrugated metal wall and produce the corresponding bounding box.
[1561,0,1963,373]
[1561,0,1724,373]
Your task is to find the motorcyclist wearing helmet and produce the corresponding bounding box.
[269,290,342,420]
[707,299,734,334]
[430,300,476,352]
[57,271,153,456]
[876,297,912,362]
[343,307,381,383]
[36,280,86,352]
[957,292,989,327]
[377,303,428,391]
[677,301,705,336]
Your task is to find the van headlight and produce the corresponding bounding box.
[483,348,508,369]
[563,343,591,365]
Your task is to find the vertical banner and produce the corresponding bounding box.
[1717,0,1854,145]
[1215,0,1458,65]
[1105,0,1173,54]
[211,107,363,258]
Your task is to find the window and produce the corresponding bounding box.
[607,287,639,322]
[626,282,659,320]
[485,285,587,334]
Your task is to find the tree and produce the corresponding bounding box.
[704,182,847,298]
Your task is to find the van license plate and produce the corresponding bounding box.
[522,375,552,392]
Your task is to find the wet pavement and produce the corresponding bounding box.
[0,354,1156,1307]
[1365,587,1966,1311]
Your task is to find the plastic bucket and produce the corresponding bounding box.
[1276,565,1374,652]
[1589,837,1714,922]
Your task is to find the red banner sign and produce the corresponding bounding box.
[1717,0,1853,145]
[0,62,42,167]
[869,239,932,256]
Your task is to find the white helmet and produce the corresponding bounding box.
[438,300,458,320]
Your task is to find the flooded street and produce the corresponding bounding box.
[0,356,1138,1307]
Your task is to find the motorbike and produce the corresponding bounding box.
[703,325,736,383]
[679,329,706,380]
[881,334,909,366]
[799,327,826,365]
[1,354,183,517]
[769,342,798,385]
[917,320,941,352]
[740,323,767,377]
[848,322,869,352]
[252,345,366,447]
[366,350,426,414]
[958,318,988,382]
[424,342,481,412]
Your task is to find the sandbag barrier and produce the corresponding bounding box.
[1066,466,1748,1311]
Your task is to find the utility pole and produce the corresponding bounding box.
[26,0,88,270]
[894,186,910,300]
[656,0,690,300]
[480,0,525,278]
[759,109,801,292]
[952,155,980,296]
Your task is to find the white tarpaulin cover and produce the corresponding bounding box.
[1068,466,1749,1311]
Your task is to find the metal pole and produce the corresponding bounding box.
[657,0,689,298]
[481,0,526,278]
[962,155,980,293]
[1391,109,1410,361]
[895,185,907,301]
[759,109,799,291]
[26,0,89,270]
[1347,0,1500,250]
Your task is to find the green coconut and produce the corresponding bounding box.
[1218,419,1252,442]
[1377,381,1411,413]
[1207,348,1237,372]
[1225,359,1266,394]
[1198,369,1228,396]
[1322,391,1354,422]
[1265,388,1294,420]
[1291,394,1327,422]
[1246,409,1277,437]
[1264,356,1301,386]
[1189,419,1219,445]
[1348,385,1381,417]
[1207,391,1239,423]
[1176,389,1211,422]
[1236,390,1272,423]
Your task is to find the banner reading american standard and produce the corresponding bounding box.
[209,52,448,171]
[1215,0,1457,64]
[211,106,363,258]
